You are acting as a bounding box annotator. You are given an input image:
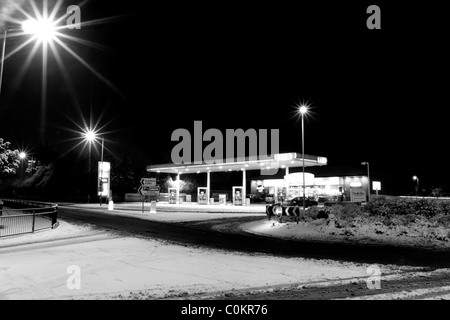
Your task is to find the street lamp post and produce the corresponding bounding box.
[361,162,371,202]
[0,28,20,98]
[99,137,105,206]
[299,105,308,213]
[84,130,97,203]
[19,151,27,179]
[413,175,419,198]
[84,130,107,206]
[0,29,8,98]
[88,140,92,203]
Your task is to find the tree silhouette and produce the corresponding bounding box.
[0,138,20,178]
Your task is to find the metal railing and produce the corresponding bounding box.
[0,199,58,238]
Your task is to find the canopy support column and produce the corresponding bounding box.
[207,170,211,204]
[242,169,247,205]
[176,173,181,204]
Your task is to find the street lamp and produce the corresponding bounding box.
[1,19,58,99]
[18,151,27,179]
[361,162,371,202]
[299,105,308,213]
[99,136,105,206]
[21,18,58,44]
[85,130,96,143]
[84,129,97,203]
[413,175,419,197]
[83,129,107,205]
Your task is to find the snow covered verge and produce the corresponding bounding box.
[242,215,450,250]
[0,219,102,248]
[249,197,450,249]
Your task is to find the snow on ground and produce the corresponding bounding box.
[0,220,100,248]
[242,219,450,250]
[0,217,417,300]
[2,205,449,300]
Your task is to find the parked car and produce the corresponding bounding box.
[287,197,318,208]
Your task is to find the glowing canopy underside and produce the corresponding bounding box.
[146,153,327,174]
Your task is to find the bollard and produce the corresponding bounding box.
[150,201,156,214]
[108,199,114,211]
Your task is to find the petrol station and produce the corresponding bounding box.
[146,153,328,205]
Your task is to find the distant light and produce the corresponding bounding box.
[413,176,418,180]
[244,164,249,167]
[299,105,308,115]
[197,171,200,174]
[266,166,271,170]
[157,170,160,173]
[219,166,223,169]
[281,165,286,169]
[259,163,265,166]
[19,152,27,159]
[185,168,189,171]
[290,160,295,164]
[206,167,210,170]
[228,169,232,172]
[350,181,362,188]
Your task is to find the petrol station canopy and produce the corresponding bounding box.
[146,153,328,174]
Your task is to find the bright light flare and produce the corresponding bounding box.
[4,0,126,120]
[299,105,308,115]
[290,100,316,124]
[22,18,58,43]
[83,129,98,142]
[19,152,27,159]
[413,176,418,181]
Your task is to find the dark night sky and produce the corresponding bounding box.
[0,1,448,192]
